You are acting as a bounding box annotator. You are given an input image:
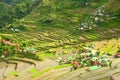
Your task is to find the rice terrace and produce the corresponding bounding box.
[0,0,120,80]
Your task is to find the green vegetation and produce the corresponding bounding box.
[37,52,56,59]
[0,0,42,27]
[32,67,51,78]
[0,36,40,60]
[0,1,120,80]
[0,0,119,60]
[9,71,19,76]
[32,64,71,78]
[53,64,71,69]
[29,68,38,73]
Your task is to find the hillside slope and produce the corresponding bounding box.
[0,0,120,80]
[22,0,119,31]
[2,38,120,80]
[0,0,119,56]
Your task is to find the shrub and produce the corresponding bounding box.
[0,38,38,60]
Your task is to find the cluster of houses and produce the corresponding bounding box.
[78,6,112,30]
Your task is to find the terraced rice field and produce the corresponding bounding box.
[0,38,120,80]
[1,57,120,80]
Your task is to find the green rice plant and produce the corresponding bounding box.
[10,71,19,76]
[32,64,71,78]
[29,68,38,73]
[32,67,51,78]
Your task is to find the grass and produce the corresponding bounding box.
[0,1,120,79]
[99,20,120,29]
[14,53,41,61]
[104,0,120,10]
[84,33,98,39]
[37,52,56,59]
[23,0,110,31]
[53,64,71,69]
[103,44,113,52]
[32,64,71,78]
[29,68,38,73]
[0,0,119,61]
[109,47,119,54]
[32,67,51,78]
[9,71,19,76]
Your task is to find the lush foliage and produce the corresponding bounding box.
[0,0,42,28]
[0,0,119,31]
[0,36,39,60]
[0,0,120,60]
